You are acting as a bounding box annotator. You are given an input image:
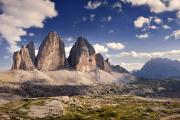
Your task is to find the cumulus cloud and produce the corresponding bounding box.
[84,1,103,10]
[125,0,180,13]
[93,44,108,53]
[0,0,57,53]
[165,30,180,40]
[106,42,125,50]
[134,16,150,28]
[134,16,163,29]
[136,33,149,39]
[118,50,180,58]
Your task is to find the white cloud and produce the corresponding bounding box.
[134,16,150,28]
[108,30,115,34]
[154,18,162,24]
[82,17,87,21]
[65,45,73,57]
[118,50,180,58]
[0,0,57,53]
[173,30,180,39]
[177,11,180,19]
[93,44,108,53]
[149,25,158,30]
[162,25,171,29]
[84,1,102,10]
[90,14,95,21]
[28,33,34,37]
[106,42,125,50]
[64,37,74,42]
[120,62,144,71]
[167,18,174,22]
[136,33,149,39]
[112,2,122,12]
[165,30,180,40]
[125,0,180,13]
[100,16,112,22]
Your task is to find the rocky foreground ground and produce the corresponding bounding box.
[0,95,180,120]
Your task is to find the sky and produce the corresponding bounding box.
[0,0,180,71]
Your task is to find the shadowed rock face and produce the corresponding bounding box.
[111,65,129,73]
[95,54,111,73]
[12,45,34,70]
[26,41,35,64]
[68,36,96,72]
[36,32,66,71]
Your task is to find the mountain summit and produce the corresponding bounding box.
[134,58,180,79]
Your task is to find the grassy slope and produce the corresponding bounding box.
[0,96,179,120]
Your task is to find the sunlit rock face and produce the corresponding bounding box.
[36,32,66,71]
[68,36,96,72]
[12,45,34,70]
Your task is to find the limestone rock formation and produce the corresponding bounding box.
[95,53,111,73]
[26,41,35,64]
[111,65,129,73]
[12,45,34,70]
[36,32,66,71]
[104,58,111,73]
[68,36,96,72]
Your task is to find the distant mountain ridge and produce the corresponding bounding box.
[134,58,180,79]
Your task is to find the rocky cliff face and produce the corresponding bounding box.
[68,36,96,72]
[36,32,66,71]
[26,41,35,64]
[12,45,34,70]
[95,53,111,73]
[111,65,129,73]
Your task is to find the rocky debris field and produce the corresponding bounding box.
[0,95,180,120]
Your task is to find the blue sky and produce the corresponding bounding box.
[0,0,180,71]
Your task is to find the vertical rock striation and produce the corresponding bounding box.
[12,45,34,70]
[68,36,96,72]
[36,32,66,71]
[95,53,111,73]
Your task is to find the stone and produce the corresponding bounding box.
[36,32,66,71]
[68,36,96,72]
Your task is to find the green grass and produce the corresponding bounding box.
[0,96,179,120]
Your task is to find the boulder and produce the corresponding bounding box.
[36,32,66,71]
[68,36,96,72]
